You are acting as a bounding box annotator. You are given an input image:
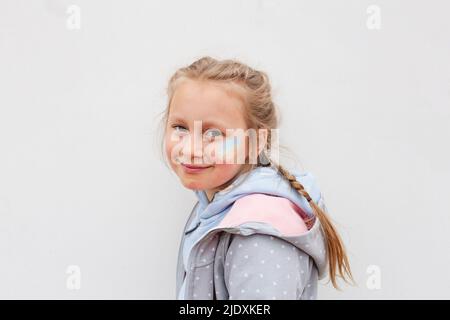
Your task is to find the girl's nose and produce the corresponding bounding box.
[179,133,204,162]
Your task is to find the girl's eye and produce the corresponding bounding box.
[172,125,188,133]
[204,128,223,141]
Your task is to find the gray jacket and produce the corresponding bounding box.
[175,166,329,300]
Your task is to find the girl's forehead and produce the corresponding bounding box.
[169,80,247,127]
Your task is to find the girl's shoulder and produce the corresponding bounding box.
[218,193,309,237]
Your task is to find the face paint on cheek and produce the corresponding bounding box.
[214,137,241,164]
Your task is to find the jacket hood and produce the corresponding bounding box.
[192,165,329,280]
[194,165,323,220]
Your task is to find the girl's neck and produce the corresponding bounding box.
[205,190,216,202]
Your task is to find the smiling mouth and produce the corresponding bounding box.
[180,162,213,174]
[181,163,213,169]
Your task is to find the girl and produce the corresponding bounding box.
[160,56,354,300]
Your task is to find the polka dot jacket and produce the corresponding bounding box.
[175,166,329,300]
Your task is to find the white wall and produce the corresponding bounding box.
[0,0,449,299]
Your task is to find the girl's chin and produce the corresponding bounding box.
[181,179,213,190]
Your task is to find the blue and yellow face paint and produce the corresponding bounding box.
[206,135,246,164]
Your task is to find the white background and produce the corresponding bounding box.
[0,0,449,299]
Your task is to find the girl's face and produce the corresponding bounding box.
[165,79,249,198]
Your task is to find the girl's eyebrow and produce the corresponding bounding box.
[202,120,229,129]
[169,115,229,129]
[167,115,187,124]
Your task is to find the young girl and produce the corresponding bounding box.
[160,56,354,300]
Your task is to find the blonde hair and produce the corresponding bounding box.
[160,56,355,290]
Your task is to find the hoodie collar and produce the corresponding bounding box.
[194,168,254,207]
[194,189,210,207]
[193,165,322,221]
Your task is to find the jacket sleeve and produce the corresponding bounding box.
[223,233,312,300]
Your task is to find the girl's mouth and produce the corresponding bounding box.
[181,163,213,174]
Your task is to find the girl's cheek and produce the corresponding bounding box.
[165,130,192,165]
[165,133,183,167]
[204,137,244,164]
[165,141,176,169]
